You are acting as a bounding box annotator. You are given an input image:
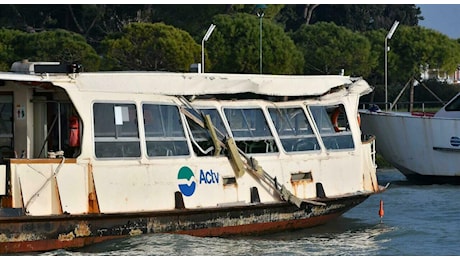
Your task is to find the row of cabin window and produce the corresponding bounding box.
[92,103,354,158]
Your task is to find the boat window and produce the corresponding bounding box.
[268,107,320,152]
[309,105,354,150]
[224,107,278,154]
[143,104,189,157]
[445,94,460,111]
[185,107,228,156]
[93,103,141,158]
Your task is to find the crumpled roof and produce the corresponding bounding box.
[0,71,372,97]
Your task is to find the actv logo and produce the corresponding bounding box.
[177,166,220,196]
[177,166,196,197]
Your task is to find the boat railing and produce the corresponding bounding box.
[360,100,444,113]
[361,134,376,166]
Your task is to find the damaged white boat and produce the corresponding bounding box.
[0,61,384,253]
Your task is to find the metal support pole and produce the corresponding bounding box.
[384,20,399,111]
[385,37,388,111]
[259,13,263,74]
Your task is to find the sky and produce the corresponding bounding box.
[416,4,460,39]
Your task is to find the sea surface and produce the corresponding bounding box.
[35,169,460,256]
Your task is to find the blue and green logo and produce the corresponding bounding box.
[177,166,196,196]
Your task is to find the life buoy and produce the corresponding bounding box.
[331,107,341,132]
[69,116,80,147]
[331,107,361,132]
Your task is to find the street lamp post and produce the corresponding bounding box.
[385,20,399,111]
[256,4,267,74]
[201,23,216,73]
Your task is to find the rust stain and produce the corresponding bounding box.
[52,176,63,214]
[291,176,313,198]
[87,162,100,213]
[9,158,77,164]
[0,195,12,208]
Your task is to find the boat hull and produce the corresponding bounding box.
[0,193,372,254]
[360,110,460,182]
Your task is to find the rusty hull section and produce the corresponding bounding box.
[0,193,370,254]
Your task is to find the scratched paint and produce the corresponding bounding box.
[74,222,91,237]
[0,232,44,242]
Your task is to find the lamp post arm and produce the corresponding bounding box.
[201,24,216,74]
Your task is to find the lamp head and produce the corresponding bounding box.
[203,24,216,42]
[387,20,399,40]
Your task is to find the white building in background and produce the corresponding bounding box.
[420,64,460,84]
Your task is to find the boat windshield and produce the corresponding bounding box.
[142,104,190,157]
[268,107,320,152]
[224,107,278,154]
[309,105,355,150]
[445,94,460,112]
[185,107,228,156]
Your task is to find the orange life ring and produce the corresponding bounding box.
[69,116,80,147]
[331,107,341,132]
[331,107,361,132]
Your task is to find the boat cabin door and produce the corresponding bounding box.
[32,98,76,158]
[0,93,14,162]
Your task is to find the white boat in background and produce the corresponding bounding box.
[360,92,460,183]
[0,61,384,253]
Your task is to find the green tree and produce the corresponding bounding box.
[291,22,374,76]
[0,29,25,71]
[207,13,304,74]
[362,29,387,86]
[391,25,460,85]
[277,4,421,33]
[13,29,100,71]
[101,22,201,72]
[0,28,99,71]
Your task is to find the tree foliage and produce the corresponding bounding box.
[361,29,387,85]
[0,29,24,71]
[101,22,200,71]
[0,28,100,71]
[391,25,460,84]
[277,4,421,32]
[291,22,374,76]
[207,13,303,74]
[0,3,459,104]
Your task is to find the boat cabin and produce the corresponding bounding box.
[434,92,460,118]
[0,61,383,253]
[0,62,363,164]
[0,61,378,217]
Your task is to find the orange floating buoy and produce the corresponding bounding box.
[379,199,384,219]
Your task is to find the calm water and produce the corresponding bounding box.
[37,169,460,256]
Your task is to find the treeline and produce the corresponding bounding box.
[1,4,460,102]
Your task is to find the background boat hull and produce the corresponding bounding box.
[360,111,460,182]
